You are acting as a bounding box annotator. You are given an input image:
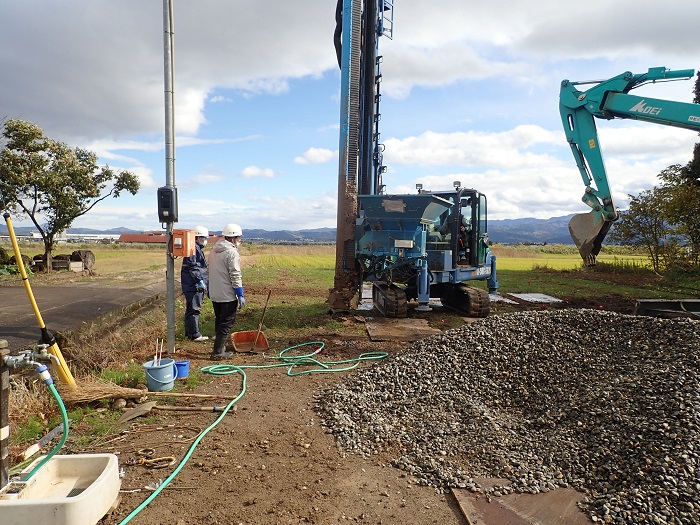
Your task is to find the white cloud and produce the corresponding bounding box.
[598,126,697,158]
[0,2,338,143]
[384,126,561,168]
[240,166,275,179]
[382,43,526,99]
[128,166,158,189]
[294,147,337,165]
[85,139,163,156]
[382,121,698,221]
[175,89,209,135]
[181,172,225,186]
[177,135,261,147]
[156,192,339,232]
[209,95,232,104]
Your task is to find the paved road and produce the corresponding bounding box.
[0,279,167,351]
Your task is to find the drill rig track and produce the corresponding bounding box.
[372,282,408,318]
[441,284,490,318]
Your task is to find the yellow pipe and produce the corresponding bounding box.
[3,213,77,389]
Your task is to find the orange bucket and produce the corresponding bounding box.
[230,330,269,352]
[231,290,272,352]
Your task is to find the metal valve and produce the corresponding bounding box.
[2,344,53,369]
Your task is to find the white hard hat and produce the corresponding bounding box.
[222,223,243,237]
[194,226,209,238]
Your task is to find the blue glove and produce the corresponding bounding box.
[234,286,245,309]
[195,280,206,292]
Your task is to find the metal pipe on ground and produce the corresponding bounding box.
[118,401,232,424]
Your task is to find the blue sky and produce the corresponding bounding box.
[1,0,699,233]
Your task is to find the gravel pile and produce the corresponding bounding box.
[315,309,700,524]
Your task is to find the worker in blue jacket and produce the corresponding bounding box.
[181,226,210,341]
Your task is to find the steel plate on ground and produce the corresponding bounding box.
[452,484,589,525]
[488,293,519,304]
[508,293,563,303]
[634,298,700,319]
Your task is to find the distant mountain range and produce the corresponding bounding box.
[488,215,575,244]
[0,215,576,245]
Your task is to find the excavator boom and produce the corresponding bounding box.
[559,67,700,264]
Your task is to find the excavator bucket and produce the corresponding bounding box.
[568,212,611,266]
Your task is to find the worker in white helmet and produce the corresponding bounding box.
[207,223,245,359]
[180,225,210,342]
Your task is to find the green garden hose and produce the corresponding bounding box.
[201,341,388,377]
[23,367,70,481]
[118,364,247,525]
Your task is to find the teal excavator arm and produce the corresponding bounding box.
[559,66,700,265]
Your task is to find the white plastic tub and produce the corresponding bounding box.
[0,453,121,525]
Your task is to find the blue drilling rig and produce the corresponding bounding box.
[328,0,498,317]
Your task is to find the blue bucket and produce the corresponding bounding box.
[175,360,190,380]
[143,358,177,392]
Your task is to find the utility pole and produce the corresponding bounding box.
[161,0,177,353]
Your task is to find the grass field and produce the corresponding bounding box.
[491,253,648,271]
[59,240,693,310]
[490,244,650,271]
[0,240,679,294]
[8,241,625,274]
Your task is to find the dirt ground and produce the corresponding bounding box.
[61,291,638,525]
[85,338,469,525]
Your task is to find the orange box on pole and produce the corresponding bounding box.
[171,229,196,257]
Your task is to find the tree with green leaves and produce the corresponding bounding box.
[658,164,700,266]
[652,73,700,267]
[0,119,140,270]
[608,187,678,273]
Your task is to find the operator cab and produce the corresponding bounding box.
[428,187,488,269]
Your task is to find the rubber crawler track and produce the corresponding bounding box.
[443,284,491,317]
[372,283,408,318]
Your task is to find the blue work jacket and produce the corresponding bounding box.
[180,242,208,293]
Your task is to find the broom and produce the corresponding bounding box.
[57,381,148,405]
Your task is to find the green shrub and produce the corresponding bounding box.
[0,263,33,276]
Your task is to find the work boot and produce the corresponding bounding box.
[209,351,233,360]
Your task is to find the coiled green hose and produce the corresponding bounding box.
[202,341,387,376]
